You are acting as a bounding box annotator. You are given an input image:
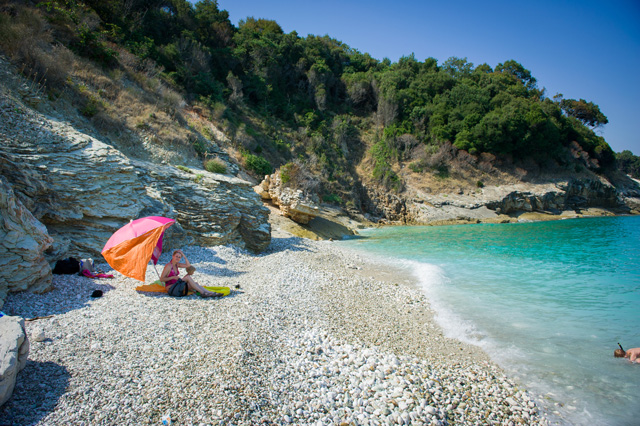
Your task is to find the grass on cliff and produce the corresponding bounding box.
[0,3,217,166]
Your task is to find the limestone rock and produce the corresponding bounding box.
[624,196,640,214]
[0,315,29,407]
[0,176,53,305]
[138,161,271,251]
[254,175,272,200]
[0,92,271,262]
[31,326,46,342]
[486,179,621,214]
[279,199,319,225]
[369,177,631,225]
[255,173,320,225]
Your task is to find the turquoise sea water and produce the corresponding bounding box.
[341,216,640,426]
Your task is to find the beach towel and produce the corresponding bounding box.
[135,281,231,296]
[81,269,114,279]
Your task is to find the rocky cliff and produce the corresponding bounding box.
[0,64,270,304]
[254,173,320,225]
[0,176,53,301]
[359,175,639,226]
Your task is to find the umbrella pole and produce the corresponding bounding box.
[153,264,161,279]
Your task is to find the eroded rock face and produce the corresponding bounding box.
[486,179,622,214]
[137,161,271,250]
[0,316,29,407]
[255,174,319,225]
[364,177,630,224]
[0,88,270,266]
[0,176,53,304]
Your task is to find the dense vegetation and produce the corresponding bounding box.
[616,151,640,179]
[0,0,627,207]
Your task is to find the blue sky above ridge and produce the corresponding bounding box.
[191,0,640,155]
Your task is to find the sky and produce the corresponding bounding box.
[196,0,640,155]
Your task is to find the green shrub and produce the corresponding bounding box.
[204,158,226,174]
[409,162,424,173]
[274,138,290,152]
[476,180,484,188]
[323,193,342,204]
[192,138,207,156]
[280,162,295,185]
[73,24,118,67]
[202,127,215,141]
[80,95,100,117]
[433,163,450,179]
[176,165,192,174]
[244,153,272,176]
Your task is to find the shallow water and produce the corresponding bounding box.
[342,216,640,425]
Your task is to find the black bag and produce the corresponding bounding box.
[53,257,80,274]
[167,279,188,297]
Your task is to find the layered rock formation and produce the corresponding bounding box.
[0,176,53,303]
[0,315,29,406]
[255,174,320,225]
[0,76,270,300]
[364,177,634,225]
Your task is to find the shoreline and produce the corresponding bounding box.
[274,200,637,242]
[2,237,550,425]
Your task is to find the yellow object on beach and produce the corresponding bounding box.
[135,281,230,296]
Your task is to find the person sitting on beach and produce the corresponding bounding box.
[160,250,221,298]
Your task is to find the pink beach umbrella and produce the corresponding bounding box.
[101,216,175,281]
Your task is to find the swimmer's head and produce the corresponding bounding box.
[614,349,626,358]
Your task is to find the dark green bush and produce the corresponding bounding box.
[322,193,342,204]
[73,24,118,67]
[244,153,272,176]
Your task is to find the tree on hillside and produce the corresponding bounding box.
[442,56,473,78]
[616,150,640,178]
[495,60,537,90]
[558,97,608,128]
[238,17,284,35]
[194,0,234,48]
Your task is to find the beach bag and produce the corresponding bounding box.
[167,279,188,297]
[53,257,80,274]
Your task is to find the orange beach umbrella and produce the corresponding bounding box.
[101,216,175,281]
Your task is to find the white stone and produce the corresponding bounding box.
[0,316,29,406]
[31,327,46,342]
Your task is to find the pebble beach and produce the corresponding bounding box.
[0,234,550,426]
